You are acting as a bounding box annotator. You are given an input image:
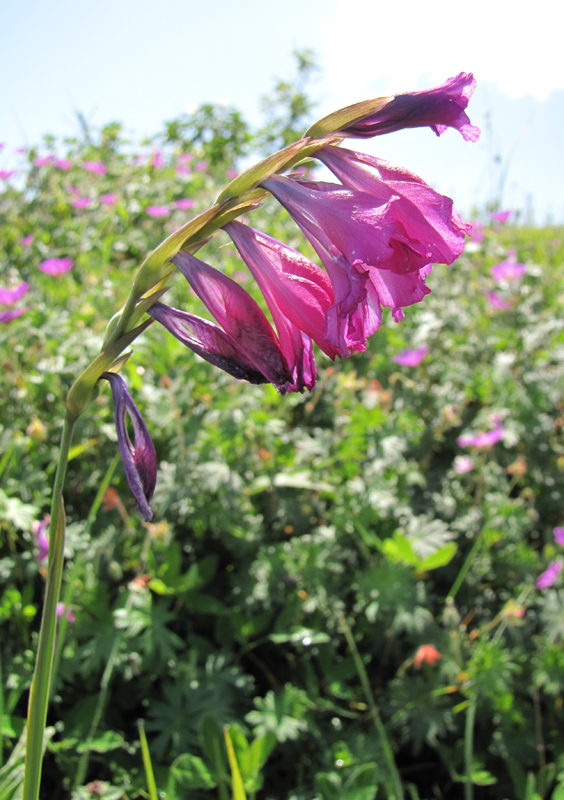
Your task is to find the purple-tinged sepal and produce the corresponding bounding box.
[101,371,157,521]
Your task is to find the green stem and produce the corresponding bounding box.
[447,527,486,600]
[464,696,477,800]
[23,413,75,800]
[339,614,403,800]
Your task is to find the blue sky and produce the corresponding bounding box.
[2,0,563,221]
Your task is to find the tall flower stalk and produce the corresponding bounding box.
[22,73,479,799]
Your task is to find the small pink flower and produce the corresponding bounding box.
[0,170,15,180]
[457,417,504,448]
[151,151,164,168]
[0,307,28,323]
[0,282,30,306]
[178,153,193,164]
[56,603,76,622]
[491,210,511,223]
[32,516,50,563]
[226,169,238,180]
[146,205,170,218]
[0,142,4,151]
[176,164,192,176]
[175,198,195,210]
[99,193,117,206]
[454,456,474,474]
[39,257,73,276]
[393,344,429,367]
[83,160,107,175]
[484,290,512,310]
[71,197,91,209]
[195,160,208,172]
[469,221,484,243]
[66,184,80,197]
[554,527,564,547]
[34,155,53,168]
[536,561,562,589]
[21,235,34,246]
[490,259,526,282]
[414,644,441,667]
[55,158,72,170]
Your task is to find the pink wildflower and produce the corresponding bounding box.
[484,290,512,310]
[0,283,30,306]
[34,155,53,167]
[457,417,505,448]
[39,257,73,276]
[491,210,511,223]
[554,527,564,547]
[227,169,238,179]
[55,158,72,170]
[0,308,28,323]
[71,197,91,209]
[146,205,170,218]
[21,235,34,246]
[0,170,15,180]
[490,258,526,282]
[83,160,107,175]
[469,221,484,243]
[100,193,117,206]
[175,198,195,210]
[151,151,164,168]
[195,160,208,172]
[32,516,50,563]
[453,456,474,474]
[536,561,562,589]
[56,603,76,622]
[392,344,428,366]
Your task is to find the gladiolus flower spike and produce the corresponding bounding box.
[101,372,157,521]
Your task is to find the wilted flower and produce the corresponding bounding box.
[457,416,504,448]
[146,205,170,218]
[327,73,480,142]
[39,257,73,276]
[484,290,512,310]
[101,372,157,521]
[414,644,441,668]
[83,160,107,175]
[392,344,428,366]
[453,455,474,474]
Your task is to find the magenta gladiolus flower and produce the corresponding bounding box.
[262,160,468,355]
[334,73,480,142]
[21,235,34,246]
[453,456,474,474]
[392,343,428,366]
[490,258,526,282]
[101,372,157,521]
[100,193,117,206]
[484,290,512,310]
[146,205,170,218]
[39,257,73,276]
[83,160,107,175]
[457,418,504,448]
[0,170,15,180]
[150,250,309,393]
[225,220,340,369]
[55,158,72,170]
[175,198,196,210]
[0,282,30,306]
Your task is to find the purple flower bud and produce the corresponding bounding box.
[102,372,157,521]
[338,73,480,142]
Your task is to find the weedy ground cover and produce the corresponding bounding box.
[1,65,564,800]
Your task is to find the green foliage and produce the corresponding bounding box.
[2,54,564,800]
